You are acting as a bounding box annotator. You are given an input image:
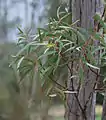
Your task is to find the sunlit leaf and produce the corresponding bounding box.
[86,62,100,70]
[46,43,55,48]
[17,56,25,69]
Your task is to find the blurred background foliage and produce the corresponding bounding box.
[0,0,68,120]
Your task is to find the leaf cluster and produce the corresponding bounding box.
[12,7,106,100]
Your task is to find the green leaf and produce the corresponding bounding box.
[42,66,53,76]
[86,62,100,70]
[57,5,61,19]
[63,42,74,47]
[17,56,25,69]
[17,27,23,34]
[93,14,101,21]
[38,28,43,42]
[63,46,75,54]
[38,51,56,60]
[59,13,71,22]
[92,46,104,54]
[53,55,61,74]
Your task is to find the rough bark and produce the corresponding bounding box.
[102,91,106,120]
[101,53,106,119]
[101,63,106,119]
[66,0,103,120]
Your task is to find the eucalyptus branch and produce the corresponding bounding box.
[84,69,99,110]
[96,5,105,32]
[60,53,86,119]
[39,63,77,93]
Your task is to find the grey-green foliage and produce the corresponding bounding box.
[12,7,102,105]
[48,0,68,19]
[10,6,106,120]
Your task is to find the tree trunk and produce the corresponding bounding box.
[102,91,106,120]
[66,0,103,120]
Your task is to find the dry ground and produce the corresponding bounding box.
[49,105,102,120]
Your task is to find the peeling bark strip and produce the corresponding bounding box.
[66,0,103,120]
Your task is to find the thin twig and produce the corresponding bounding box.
[61,55,86,119]
[84,69,99,109]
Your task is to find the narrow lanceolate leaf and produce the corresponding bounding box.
[38,51,56,60]
[17,56,24,69]
[17,27,23,34]
[63,46,75,54]
[59,13,71,22]
[59,26,71,30]
[46,84,53,96]
[61,39,74,42]
[64,91,77,94]
[92,47,104,54]
[70,20,80,26]
[38,28,43,42]
[53,56,60,74]
[30,42,48,46]
[63,42,74,47]
[16,44,30,56]
[86,62,100,70]
[44,48,50,54]
[49,94,57,97]
[42,66,53,75]
[57,5,61,19]
[19,67,33,81]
